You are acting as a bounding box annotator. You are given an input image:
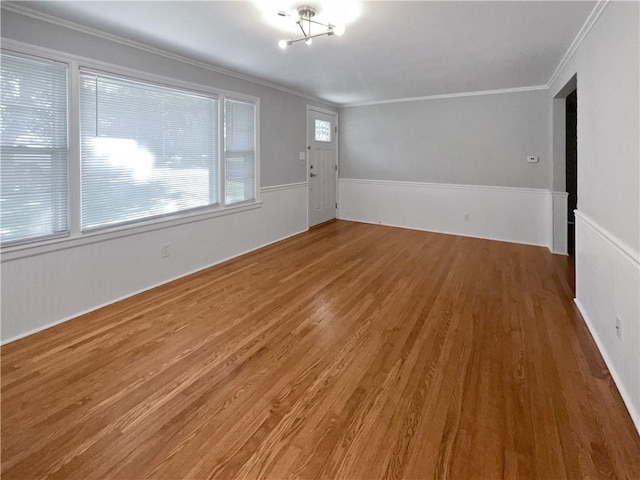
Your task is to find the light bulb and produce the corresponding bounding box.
[333,24,345,36]
[305,38,313,46]
[278,39,288,49]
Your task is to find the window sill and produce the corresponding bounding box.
[1,200,263,263]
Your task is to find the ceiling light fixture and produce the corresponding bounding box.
[278,5,344,49]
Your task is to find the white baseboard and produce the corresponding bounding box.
[575,298,640,434]
[338,178,552,248]
[574,211,640,435]
[1,227,307,346]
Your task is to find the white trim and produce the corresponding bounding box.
[69,58,81,241]
[261,182,308,193]
[547,0,611,88]
[341,85,549,108]
[1,2,336,108]
[1,201,263,263]
[221,96,262,205]
[0,49,73,249]
[575,210,639,266]
[0,39,72,65]
[0,226,308,346]
[574,298,640,435]
[340,178,550,195]
[552,191,569,255]
[307,105,339,116]
[218,82,227,206]
[339,217,549,249]
[254,99,262,204]
[338,179,552,249]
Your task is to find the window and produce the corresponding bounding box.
[1,47,259,252]
[0,51,69,246]
[315,119,331,142]
[224,99,256,205]
[79,70,219,231]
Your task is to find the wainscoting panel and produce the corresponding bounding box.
[552,191,569,254]
[1,183,308,343]
[338,178,552,248]
[575,211,640,433]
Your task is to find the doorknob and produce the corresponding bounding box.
[310,173,317,177]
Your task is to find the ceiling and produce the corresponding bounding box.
[6,1,596,106]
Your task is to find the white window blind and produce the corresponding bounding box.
[0,51,69,246]
[224,99,256,205]
[79,70,219,231]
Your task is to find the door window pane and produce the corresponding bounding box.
[315,119,331,142]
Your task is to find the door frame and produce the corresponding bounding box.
[306,105,339,229]
[551,74,577,255]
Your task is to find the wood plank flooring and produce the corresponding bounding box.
[2,220,639,479]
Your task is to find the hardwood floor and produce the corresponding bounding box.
[2,220,639,479]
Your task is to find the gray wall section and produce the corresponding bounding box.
[1,9,333,187]
[339,90,551,189]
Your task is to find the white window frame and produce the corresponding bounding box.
[223,96,258,207]
[0,48,71,247]
[78,68,222,231]
[1,39,261,262]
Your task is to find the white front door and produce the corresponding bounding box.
[308,108,337,227]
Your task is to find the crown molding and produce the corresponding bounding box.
[546,0,611,88]
[1,2,337,108]
[1,0,612,109]
[336,0,612,109]
[340,85,549,108]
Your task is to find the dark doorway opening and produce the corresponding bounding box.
[566,89,577,257]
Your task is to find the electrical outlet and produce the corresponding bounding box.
[615,316,621,338]
[161,243,171,258]
[527,156,539,163]
[464,213,470,222]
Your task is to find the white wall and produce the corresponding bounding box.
[339,179,551,248]
[575,212,639,432]
[550,2,639,253]
[549,1,640,432]
[339,89,551,189]
[0,10,328,342]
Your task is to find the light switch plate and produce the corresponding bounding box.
[527,156,539,163]
[299,152,306,160]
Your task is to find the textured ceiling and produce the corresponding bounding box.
[6,1,596,105]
